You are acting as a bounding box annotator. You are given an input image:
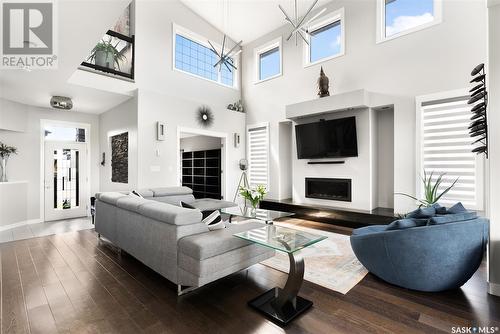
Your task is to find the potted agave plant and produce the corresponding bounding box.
[396,170,459,208]
[0,142,18,182]
[239,185,267,212]
[87,38,126,70]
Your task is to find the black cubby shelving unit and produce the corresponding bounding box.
[182,149,222,199]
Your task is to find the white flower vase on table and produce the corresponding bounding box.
[239,185,267,216]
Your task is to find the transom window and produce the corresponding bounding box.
[304,9,345,67]
[254,37,282,83]
[44,126,86,142]
[377,0,442,43]
[174,25,235,88]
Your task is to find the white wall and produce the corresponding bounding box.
[278,122,293,199]
[99,95,138,192]
[0,98,27,132]
[487,0,500,297]
[241,0,487,213]
[0,98,100,221]
[375,108,394,209]
[180,135,222,152]
[133,0,245,200]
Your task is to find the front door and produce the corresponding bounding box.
[44,142,88,221]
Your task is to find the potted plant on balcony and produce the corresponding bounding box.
[88,38,126,71]
[0,142,17,182]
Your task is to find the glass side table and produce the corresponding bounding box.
[234,225,327,326]
[221,205,294,224]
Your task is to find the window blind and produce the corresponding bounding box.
[420,96,482,209]
[247,125,269,189]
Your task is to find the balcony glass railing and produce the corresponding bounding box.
[81,30,135,80]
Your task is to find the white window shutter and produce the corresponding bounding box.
[419,96,484,210]
[247,124,269,189]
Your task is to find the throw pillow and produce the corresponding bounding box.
[181,201,211,220]
[130,190,144,198]
[386,218,427,231]
[428,211,477,225]
[447,202,467,214]
[201,210,226,231]
[406,206,436,219]
[431,203,447,215]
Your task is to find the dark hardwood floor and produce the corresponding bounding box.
[1,218,499,334]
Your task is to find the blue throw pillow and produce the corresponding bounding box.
[406,206,436,219]
[447,202,467,214]
[432,203,447,215]
[386,218,427,231]
[428,211,477,225]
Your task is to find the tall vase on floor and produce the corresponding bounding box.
[0,157,7,182]
[0,142,17,183]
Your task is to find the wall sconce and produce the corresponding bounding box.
[157,122,166,141]
[234,133,240,148]
[101,152,105,166]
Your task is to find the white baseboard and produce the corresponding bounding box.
[489,282,500,296]
[0,218,42,232]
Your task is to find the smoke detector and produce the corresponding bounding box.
[50,96,73,110]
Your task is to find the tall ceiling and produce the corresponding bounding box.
[0,0,132,114]
[180,0,332,44]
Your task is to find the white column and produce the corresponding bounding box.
[488,0,500,296]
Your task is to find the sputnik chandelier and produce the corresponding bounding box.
[279,0,326,45]
[208,36,242,73]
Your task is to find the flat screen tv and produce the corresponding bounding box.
[295,116,358,159]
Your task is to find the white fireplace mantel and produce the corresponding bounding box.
[285,89,396,120]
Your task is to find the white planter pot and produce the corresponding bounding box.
[95,50,114,69]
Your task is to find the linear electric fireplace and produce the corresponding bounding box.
[305,178,352,202]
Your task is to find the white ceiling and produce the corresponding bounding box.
[180,0,332,44]
[0,0,132,114]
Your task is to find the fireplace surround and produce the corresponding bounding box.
[305,178,352,202]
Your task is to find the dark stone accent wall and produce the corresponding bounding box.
[111,132,128,183]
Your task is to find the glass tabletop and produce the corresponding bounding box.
[221,206,294,222]
[233,225,327,253]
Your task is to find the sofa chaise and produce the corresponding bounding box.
[94,187,274,295]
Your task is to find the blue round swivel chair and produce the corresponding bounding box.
[350,216,488,292]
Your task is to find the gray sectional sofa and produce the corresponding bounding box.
[94,187,274,295]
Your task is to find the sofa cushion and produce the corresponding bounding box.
[385,218,427,231]
[181,201,211,219]
[116,196,151,212]
[138,201,202,225]
[406,206,436,219]
[447,202,467,214]
[179,221,263,260]
[190,199,237,211]
[351,225,387,236]
[151,187,193,197]
[98,192,128,206]
[428,212,477,225]
[135,189,154,198]
[153,194,195,206]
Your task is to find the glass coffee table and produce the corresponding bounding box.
[221,206,294,224]
[234,225,327,326]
